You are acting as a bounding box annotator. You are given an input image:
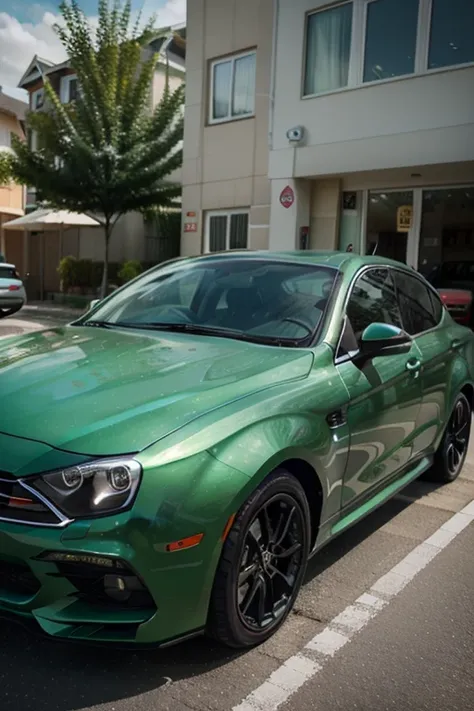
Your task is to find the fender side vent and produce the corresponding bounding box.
[327,409,346,429]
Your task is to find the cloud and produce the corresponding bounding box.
[0,0,186,100]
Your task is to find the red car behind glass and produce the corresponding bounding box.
[427,262,474,329]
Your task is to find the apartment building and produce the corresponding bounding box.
[0,89,27,269]
[181,0,274,256]
[183,0,474,275]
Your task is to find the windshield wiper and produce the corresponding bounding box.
[114,322,292,346]
[81,320,118,329]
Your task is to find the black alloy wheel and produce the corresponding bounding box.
[208,470,310,648]
[237,493,306,632]
[426,392,472,483]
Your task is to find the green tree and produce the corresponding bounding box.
[0,152,14,185]
[10,0,185,297]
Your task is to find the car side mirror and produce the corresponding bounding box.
[88,298,100,311]
[358,323,412,363]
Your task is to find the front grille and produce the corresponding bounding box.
[0,475,64,526]
[0,559,41,599]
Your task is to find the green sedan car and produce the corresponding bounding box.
[0,251,472,648]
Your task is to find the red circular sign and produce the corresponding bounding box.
[280,185,295,209]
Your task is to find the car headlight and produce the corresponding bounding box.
[30,459,142,519]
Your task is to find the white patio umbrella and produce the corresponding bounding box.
[3,208,101,300]
[3,208,101,231]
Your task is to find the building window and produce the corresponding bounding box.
[304,3,353,96]
[428,0,474,70]
[32,88,44,110]
[210,52,256,123]
[0,128,11,148]
[363,0,419,83]
[206,211,249,252]
[60,75,78,103]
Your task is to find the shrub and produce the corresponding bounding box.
[118,260,143,284]
[58,257,122,294]
[57,255,76,293]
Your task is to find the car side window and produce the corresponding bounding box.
[345,268,402,345]
[394,271,438,335]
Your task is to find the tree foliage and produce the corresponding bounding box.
[0,152,14,185]
[9,0,185,296]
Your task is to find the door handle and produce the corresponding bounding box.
[451,339,463,351]
[406,358,421,373]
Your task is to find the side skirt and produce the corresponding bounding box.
[310,455,433,557]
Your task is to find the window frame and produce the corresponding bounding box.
[31,88,44,111]
[209,50,257,125]
[360,0,421,85]
[204,209,250,253]
[301,0,474,101]
[0,127,12,149]
[60,74,78,104]
[303,1,355,98]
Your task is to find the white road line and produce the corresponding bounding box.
[233,498,474,711]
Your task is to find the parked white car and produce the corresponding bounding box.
[0,262,27,318]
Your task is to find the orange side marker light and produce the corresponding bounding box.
[221,514,236,541]
[166,533,204,553]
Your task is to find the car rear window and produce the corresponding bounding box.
[0,266,18,279]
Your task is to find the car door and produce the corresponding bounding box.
[335,267,423,509]
[393,269,454,455]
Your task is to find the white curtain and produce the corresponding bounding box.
[232,54,256,116]
[213,61,231,120]
[209,216,227,252]
[304,3,353,95]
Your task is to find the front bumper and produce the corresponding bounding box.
[0,450,250,645]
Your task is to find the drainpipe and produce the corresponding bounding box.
[268,0,279,150]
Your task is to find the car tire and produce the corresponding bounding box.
[207,469,311,649]
[425,392,472,484]
[0,305,21,320]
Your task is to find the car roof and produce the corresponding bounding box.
[0,262,16,269]
[179,250,414,272]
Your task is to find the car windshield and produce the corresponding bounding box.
[82,258,338,345]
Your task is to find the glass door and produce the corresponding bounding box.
[364,190,414,263]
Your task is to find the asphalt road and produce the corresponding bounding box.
[0,313,473,711]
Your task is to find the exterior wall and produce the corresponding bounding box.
[270,0,474,180]
[181,0,273,256]
[0,112,25,218]
[152,65,185,185]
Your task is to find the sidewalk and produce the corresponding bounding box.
[21,301,86,322]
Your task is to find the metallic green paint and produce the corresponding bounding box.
[0,251,473,646]
[361,322,404,341]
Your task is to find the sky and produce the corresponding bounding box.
[0,0,186,100]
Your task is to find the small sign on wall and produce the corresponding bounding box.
[280,185,295,209]
[397,205,413,233]
[184,222,197,233]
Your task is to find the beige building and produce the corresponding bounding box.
[0,89,27,270]
[181,0,274,256]
[183,0,474,275]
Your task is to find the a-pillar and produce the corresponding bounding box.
[269,178,311,251]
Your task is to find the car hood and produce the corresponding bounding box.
[0,326,313,456]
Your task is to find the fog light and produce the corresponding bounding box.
[104,574,131,602]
